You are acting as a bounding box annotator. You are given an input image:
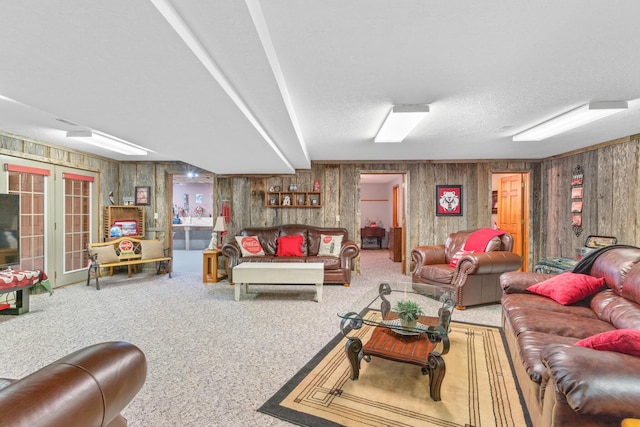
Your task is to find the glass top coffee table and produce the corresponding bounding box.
[337,282,455,401]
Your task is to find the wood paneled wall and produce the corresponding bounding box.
[541,136,640,258]
[215,161,543,270]
[5,131,640,271]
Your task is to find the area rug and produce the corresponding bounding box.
[259,314,531,427]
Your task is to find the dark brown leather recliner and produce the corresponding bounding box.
[0,341,146,427]
[411,229,522,309]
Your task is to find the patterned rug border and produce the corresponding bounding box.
[258,319,532,427]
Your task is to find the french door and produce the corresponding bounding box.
[1,156,99,287]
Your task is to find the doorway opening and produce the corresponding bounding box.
[171,173,214,273]
[491,172,530,271]
[360,172,408,274]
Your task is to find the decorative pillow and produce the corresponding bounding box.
[575,329,640,357]
[141,240,164,260]
[318,234,343,257]
[235,236,265,257]
[527,272,605,305]
[276,235,304,257]
[92,245,119,264]
[449,249,474,267]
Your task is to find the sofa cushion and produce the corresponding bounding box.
[318,234,343,257]
[276,235,304,257]
[419,264,454,284]
[92,245,119,264]
[505,307,615,339]
[591,290,640,329]
[527,272,605,305]
[501,293,599,319]
[235,236,266,257]
[575,329,640,357]
[307,256,341,270]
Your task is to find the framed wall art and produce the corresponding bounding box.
[436,185,463,216]
[135,186,151,206]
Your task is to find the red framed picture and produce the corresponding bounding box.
[113,220,139,236]
[436,185,463,216]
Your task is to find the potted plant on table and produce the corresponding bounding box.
[393,300,424,328]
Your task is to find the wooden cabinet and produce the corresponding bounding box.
[103,205,145,240]
[265,192,322,208]
[389,227,402,262]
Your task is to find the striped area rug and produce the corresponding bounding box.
[259,316,531,427]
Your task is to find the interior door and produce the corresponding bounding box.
[498,174,528,271]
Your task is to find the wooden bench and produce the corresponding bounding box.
[87,237,172,290]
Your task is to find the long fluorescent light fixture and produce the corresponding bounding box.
[374,104,429,143]
[66,130,148,156]
[513,101,628,142]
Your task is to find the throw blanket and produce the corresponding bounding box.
[464,228,506,252]
[572,244,638,274]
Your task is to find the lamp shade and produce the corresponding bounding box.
[213,216,227,232]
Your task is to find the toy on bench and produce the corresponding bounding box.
[87,237,172,290]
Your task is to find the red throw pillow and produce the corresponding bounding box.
[527,272,605,305]
[449,249,474,267]
[276,235,304,257]
[575,329,640,357]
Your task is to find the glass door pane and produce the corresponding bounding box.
[8,172,46,271]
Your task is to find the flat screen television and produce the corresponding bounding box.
[0,193,20,270]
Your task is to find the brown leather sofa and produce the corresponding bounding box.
[222,224,360,285]
[411,229,522,308]
[0,341,147,427]
[500,246,640,427]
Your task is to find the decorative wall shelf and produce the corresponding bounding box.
[265,192,322,208]
[103,205,145,240]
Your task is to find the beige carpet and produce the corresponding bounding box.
[260,314,531,427]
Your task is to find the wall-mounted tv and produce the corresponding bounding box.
[0,193,20,270]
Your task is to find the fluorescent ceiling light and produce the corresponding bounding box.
[513,101,628,142]
[374,104,429,143]
[66,130,148,156]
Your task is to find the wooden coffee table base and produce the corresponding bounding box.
[345,326,449,401]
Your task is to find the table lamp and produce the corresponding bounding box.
[209,216,227,250]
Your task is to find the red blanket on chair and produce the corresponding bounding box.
[464,228,505,252]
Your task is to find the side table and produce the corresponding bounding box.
[202,249,227,283]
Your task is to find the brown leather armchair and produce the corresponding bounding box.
[411,229,522,309]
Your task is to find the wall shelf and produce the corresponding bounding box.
[103,205,145,240]
[265,192,322,208]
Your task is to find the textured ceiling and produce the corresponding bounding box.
[1,1,640,174]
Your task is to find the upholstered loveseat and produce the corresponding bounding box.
[500,246,640,426]
[411,228,522,309]
[0,341,146,426]
[222,224,360,286]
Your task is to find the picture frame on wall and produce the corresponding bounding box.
[135,186,151,206]
[436,185,463,216]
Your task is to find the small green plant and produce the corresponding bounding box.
[393,300,424,322]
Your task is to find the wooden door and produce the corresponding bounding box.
[498,174,527,271]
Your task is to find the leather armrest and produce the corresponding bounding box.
[455,251,522,275]
[0,341,146,427]
[411,245,446,273]
[500,271,555,293]
[340,240,360,267]
[221,242,241,268]
[542,344,640,418]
